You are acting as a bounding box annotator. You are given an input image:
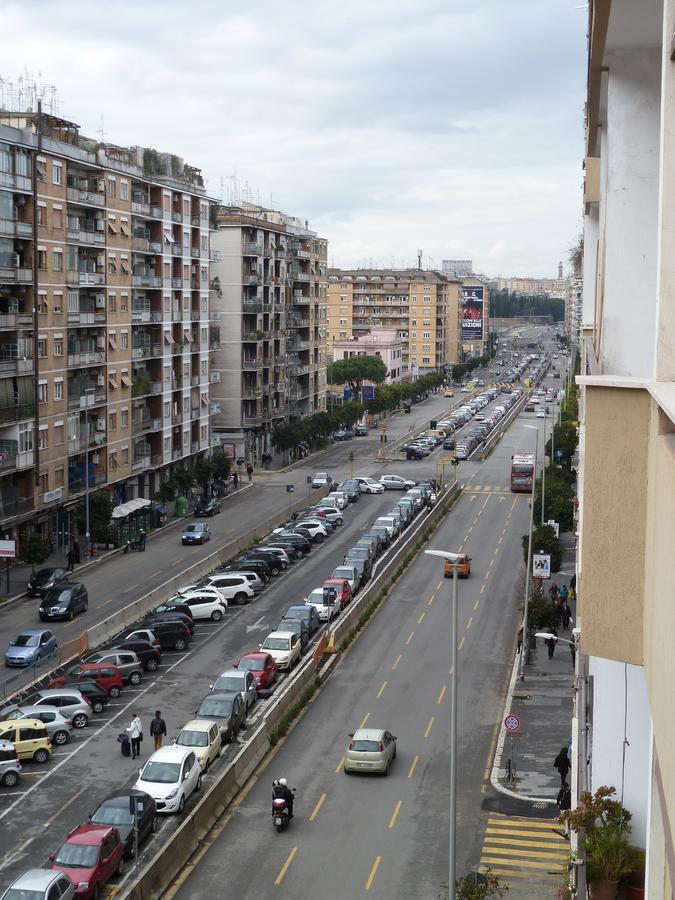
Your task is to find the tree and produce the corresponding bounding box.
[155,479,176,504]
[172,467,195,497]
[193,457,215,494]
[21,533,50,572]
[75,490,114,544]
[522,523,562,572]
[326,356,388,396]
[211,453,231,482]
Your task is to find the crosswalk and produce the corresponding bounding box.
[460,484,512,494]
[478,814,569,896]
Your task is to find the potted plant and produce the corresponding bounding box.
[624,847,645,900]
[560,786,634,900]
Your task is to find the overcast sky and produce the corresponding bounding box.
[2,0,586,277]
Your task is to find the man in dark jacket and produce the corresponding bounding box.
[150,711,167,751]
[554,747,571,784]
[272,778,294,817]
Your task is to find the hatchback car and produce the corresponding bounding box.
[379,474,416,490]
[194,497,222,517]
[39,583,88,621]
[259,631,301,669]
[25,690,91,729]
[354,476,385,494]
[174,593,226,621]
[283,605,321,637]
[236,652,278,690]
[322,578,352,610]
[50,824,125,897]
[443,553,471,578]
[134,745,201,814]
[0,869,74,900]
[0,738,21,787]
[88,789,157,859]
[84,651,144,685]
[181,522,211,545]
[174,720,221,773]
[112,640,161,672]
[187,575,252,606]
[26,567,68,598]
[1,705,72,746]
[195,691,246,744]
[210,669,257,710]
[305,588,340,622]
[311,472,331,488]
[277,617,309,653]
[331,565,359,595]
[125,621,190,651]
[50,662,124,698]
[344,728,397,776]
[5,628,57,668]
[0,719,52,763]
[340,480,361,502]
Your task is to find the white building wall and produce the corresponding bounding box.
[210,228,245,429]
[589,657,651,844]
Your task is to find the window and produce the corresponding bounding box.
[120,333,128,350]
[163,400,170,418]
[120,294,128,312]
[120,409,128,428]
[53,338,63,357]
[121,447,129,465]
[54,424,64,445]
[109,450,117,469]
[37,249,47,270]
[54,381,63,401]
[55,466,64,488]
[52,249,63,272]
[53,293,63,314]
[108,257,117,275]
[39,425,48,449]
[423,295,432,303]
[120,179,129,201]
[108,294,117,313]
[52,162,62,185]
[200,424,207,442]
[18,423,33,452]
[37,204,46,226]
[107,176,116,198]
[422,356,430,363]
[36,158,46,181]
[53,206,63,229]
[37,339,47,358]
[109,412,117,431]
[423,332,430,339]
[411,320,417,326]
[164,436,171,454]
[108,332,117,351]
[38,382,47,404]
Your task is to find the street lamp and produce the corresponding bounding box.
[520,424,539,681]
[424,549,461,900]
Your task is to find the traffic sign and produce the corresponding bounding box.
[504,714,521,733]
[0,540,16,559]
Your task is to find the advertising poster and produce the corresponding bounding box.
[460,286,484,341]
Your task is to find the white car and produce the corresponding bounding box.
[210,668,257,710]
[331,565,358,595]
[379,475,417,491]
[305,587,340,621]
[206,571,264,594]
[174,719,221,772]
[536,408,546,418]
[326,491,348,510]
[275,520,328,543]
[176,584,226,603]
[134,745,202,814]
[354,476,385,494]
[311,472,331,488]
[173,592,227,621]
[182,576,253,606]
[259,631,301,670]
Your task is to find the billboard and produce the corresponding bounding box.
[460,285,484,341]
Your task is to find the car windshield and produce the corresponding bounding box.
[3,890,46,900]
[306,592,324,604]
[351,740,381,752]
[263,638,290,651]
[348,549,368,558]
[12,634,39,647]
[42,589,71,603]
[34,569,54,581]
[279,620,299,632]
[286,608,308,620]
[178,730,208,747]
[213,675,242,692]
[184,525,199,533]
[333,569,352,579]
[140,761,181,783]
[198,698,232,718]
[239,657,264,672]
[92,805,134,827]
[55,841,99,868]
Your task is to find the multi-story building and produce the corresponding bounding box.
[209,203,327,462]
[576,1,675,895]
[564,276,582,346]
[459,276,490,358]
[442,259,473,278]
[327,268,460,376]
[486,275,567,298]
[0,110,214,549]
[330,329,406,384]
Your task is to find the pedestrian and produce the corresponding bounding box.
[559,584,568,603]
[570,573,576,594]
[246,462,253,482]
[72,538,81,565]
[545,627,558,659]
[561,600,572,630]
[138,529,146,552]
[126,712,143,760]
[568,585,576,604]
[516,624,523,654]
[150,710,166,751]
[557,780,572,814]
[549,583,559,601]
[232,471,238,490]
[554,746,571,785]
[66,547,75,572]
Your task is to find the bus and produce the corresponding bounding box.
[511,453,535,493]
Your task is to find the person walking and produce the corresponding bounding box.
[549,583,559,602]
[72,539,81,565]
[150,711,166,751]
[66,547,75,573]
[570,573,576,594]
[561,600,572,630]
[232,471,238,490]
[554,746,571,785]
[516,624,523,654]
[126,712,143,760]
[559,584,568,603]
[246,462,253,482]
[557,781,572,815]
[138,529,146,552]
[545,627,558,659]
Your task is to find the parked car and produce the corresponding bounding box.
[272,532,312,557]
[326,491,348,509]
[322,578,353,610]
[143,612,194,638]
[26,567,68,598]
[305,588,340,623]
[0,869,73,899]
[195,692,246,744]
[50,662,124,698]
[344,728,397,775]
[113,640,161,672]
[311,472,331,488]
[49,824,125,897]
[39,583,88,621]
[379,475,416,490]
[5,629,57,668]
[340,480,361,502]
[334,429,354,441]
[354,476,385,494]
[88,789,157,859]
[172,593,226,622]
[235,652,278,690]
[23,689,91,729]
[0,738,21,787]
[83,651,144,685]
[331,565,359,595]
[152,600,194,621]
[283,605,321,637]
[374,516,399,539]
[277,617,309,653]
[306,507,343,527]
[189,575,252,606]
[259,631,302,670]
[134,745,201,814]
[48,681,110,715]
[368,525,392,549]
[342,553,371,587]
[210,669,257,710]
[174,720,221,772]
[0,718,52,763]
[194,498,222,517]
[354,424,368,436]
[181,523,211,545]
[1,704,72,746]
[121,622,189,652]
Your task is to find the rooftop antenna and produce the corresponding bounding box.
[96,115,105,144]
[417,249,423,270]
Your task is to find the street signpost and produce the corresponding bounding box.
[504,714,521,785]
[533,553,551,579]
[0,540,16,595]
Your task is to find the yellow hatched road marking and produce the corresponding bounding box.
[458,637,465,651]
[466,617,473,630]
[482,846,569,861]
[480,867,559,881]
[359,712,370,729]
[365,856,382,891]
[480,584,485,594]
[485,836,569,850]
[274,846,297,885]
[424,717,435,738]
[376,681,387,699]
[335,756,344,774]
[480,857,562,871]
[392,654,402,670]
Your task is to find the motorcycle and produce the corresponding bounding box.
[272,789,296,832]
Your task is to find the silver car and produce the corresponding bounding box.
[344,728,397,775]
[0,869,74,899]
[210,669,257,710]
[0,738,21,787]
[84,650,144,685]
[26,689,91,729]
[2,704,73,745]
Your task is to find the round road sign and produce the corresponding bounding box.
[504,714,521,733]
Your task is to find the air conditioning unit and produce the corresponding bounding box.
[91,453,100,464]
[96,417,105,431]
[95,294,105,308]
[97,374,105,386]
[97,254,105,267]
[96,219,105,232]
[97,179,105,191]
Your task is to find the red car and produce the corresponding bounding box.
[236,652,278,690]
[50,824,125,898]
[322,578,353,610]
[49,662,124,698]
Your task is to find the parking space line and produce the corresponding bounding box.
[365,855,381,891]
[391,654,402,670]
[424,717,435,738]
[437,685,446,705]
[309,793,326,822]
[274,846,297,885]
[405,631,414,645]
[388,800,403,829]
[43,784,87,828]
[407,754,419,779]
[376,681,387,699]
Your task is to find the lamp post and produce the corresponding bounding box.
[520,425,539,680]
[541,406,546,525]
[424,549,461,900]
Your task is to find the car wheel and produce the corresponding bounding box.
[146,658,159,671]
[109,686,121,698]
[314,533,324,544]
[343,766,350,775]
[384,759,391,776]
[178,795,186,813]
[151,816,158,833]
[271,566,280,576]
[336,518,343,526]
[196,774,202,791]
[33,747,49,764]
[92,700,105,713]
[68,610,74,621]
[53,729,69,746]
[211,610,223,622]
[2,770,19,787]
[73,713,88,728]
[83,601,88,612]
[175,637,187,651]
[117,857,125,876]
[234,592,247,605]
[129,671,142,685]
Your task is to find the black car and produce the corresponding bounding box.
[194,498,222,517]
[277,617,309,653]
[89,790,157,859]
[362,530,386,554]
[113,639,161,671]
[230,554,273,578]
[195,691,246,744]
[442,437,456,451]
[220,560,270,583]
[239,549,287,574]
[343,555,371,587]
[369,525,392,548]
[144,612,194,636]
[406,447,424,460]
[39,583,88,621]
[153,600,194,621]
[61,680,109,713]
[122,621,190,651]
[340,481,361,502]
[284,604,321,637]
[27,567,68,598]
[272,533,312,557]
[261,543,298,561]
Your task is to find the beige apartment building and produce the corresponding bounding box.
[575,1,675,896]
[327,269,460,376]
[0,110,214,549]
[209,204,327,462]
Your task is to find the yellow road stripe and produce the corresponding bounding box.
[479,867,559,881]
[376,681,387,699]
[485,570,491,581]
[359,712,370,729]
[480,856,563,871]
[480,585,485,594]
[388,800,403,829]
[497,537,503,545]
[405,631,414,645]
[151,570,162,577]
[428,594,434,606]
[464,534,470,542]
[448,665,454,676]
[466,617,473,630]
[417,612,425,624]
[437,685,446,705]
[424,717,435,738]
[123,584,138,593]
[487,818,562,830]
[392,654,402,670]
[365,856,382,891]
[482,846,569,861]
[458,637,465,651]
[309,793,326,822]
[486,827,565,840]
[335,756,344,774]
[274,846,297,885]
[407,754,419,779]
[490,558,495,568]
[474,599,480,611]
[437,580,442,590]
[485,836,569,850]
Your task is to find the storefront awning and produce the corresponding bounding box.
[111,497,152,520]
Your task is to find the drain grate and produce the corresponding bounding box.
[532,801,548,809]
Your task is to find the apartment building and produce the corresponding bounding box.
[331,329,405,384]
[327,269,460,376]
[0,110,214,548]
[576,1,675,895]
[459,276,490,358]
[209,203,327,462]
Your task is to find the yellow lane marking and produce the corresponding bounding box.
[497,537,503,545]
[392,654,402,670]
[464,534,470,542]
[123,583,138,593]
[359,712,370,730]
[335,756,344,774]
[484,570,491,581]
[407,755,419,779]
[458,637,465,651]
[376,681,387,699]
[485,836,570,850]
[424,717,435,738]
[474,599,480,611]
[62,620,76,630]
[482,846,569,861]
[490,558,495,568]
[449,666,454,676]
[417,612,425,625]
[274,846,297,885]
[437,580,442,590]
[365,855,382,891]
[98,597,116,609]
[510,497,517,510]
[486,826,561,838]
[309,793,326,822]
[480,856,565,870]
[151,570,162,577]
[480,585,485,594]
[466,617,473,630]
[428,594,435,606]
[437,685,446,705]
[388,800,403,829]
[473,518,478,525]
[405,631,415,645]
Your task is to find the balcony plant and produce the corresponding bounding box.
[132,373,153,397]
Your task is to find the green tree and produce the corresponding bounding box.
[193,457,215,494]
[75,490,114,543]
[522,523,562,572]
[155,478,176,504]
[172,467,195,497]
[211,453,232,482]
[21,533,50,572]
[326,356,388,396]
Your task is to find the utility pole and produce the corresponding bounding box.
[31,100,43,490]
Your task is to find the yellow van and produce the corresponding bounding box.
[443,554,471,579]
[444,388,454,398]
[0,719,52,763]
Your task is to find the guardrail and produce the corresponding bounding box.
[479,367,549,461]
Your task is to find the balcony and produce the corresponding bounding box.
[132,200,151,217]
[0,353,33,375]
[0,450,34,474]
[172,212,183,223]
[0,261,32,284]
[131,303,152,323]
[67,350,105,367]
[291,272,310,283]
[243,241,263,256]
[242,331,263,342]
[242,413,263,427]
[67,391,106,410]
[0,172,31,193]
[210,371,221,384]
[132,455,152,472]
[242,300,263,314]
[132,415,151,435]
[78,272,105,287]
[243,275,261,286]
[242,384,263,400]
[293,249,310,260]
[0,403,34,425]
[0,312,32,330]
[190,407,200,420]
[67,187,105,207]
[132,237,150,252]
[132,274,162,288]
[191,375,201,386]
[0,219,33,239]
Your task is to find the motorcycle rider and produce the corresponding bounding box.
[272,777,294,818]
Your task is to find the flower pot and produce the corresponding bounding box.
[625,889,644,900]
[589,882,618,900]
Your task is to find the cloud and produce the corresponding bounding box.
[1,0,586,275]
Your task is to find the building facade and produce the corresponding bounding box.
[327,268,460,377]
[209,204,327,462]
[0,111,214,550]
[576,1,675,895]
[459,276,490,359]
[330,329,405,384]
[486,275,567,298]
[442,258,473,278]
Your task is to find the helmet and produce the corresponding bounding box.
[279,778,288,787]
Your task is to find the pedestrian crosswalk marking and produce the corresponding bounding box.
[480,815,568,886]
[461,484,511,494]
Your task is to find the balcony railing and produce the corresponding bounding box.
[132,275,162,288]
[242,300,263,314]
[243,241,263,255]
[67,350,105,367]
[0,262,33,284]
[67,187,105,207]
[0,173,32,193]
[0,449,34,474]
